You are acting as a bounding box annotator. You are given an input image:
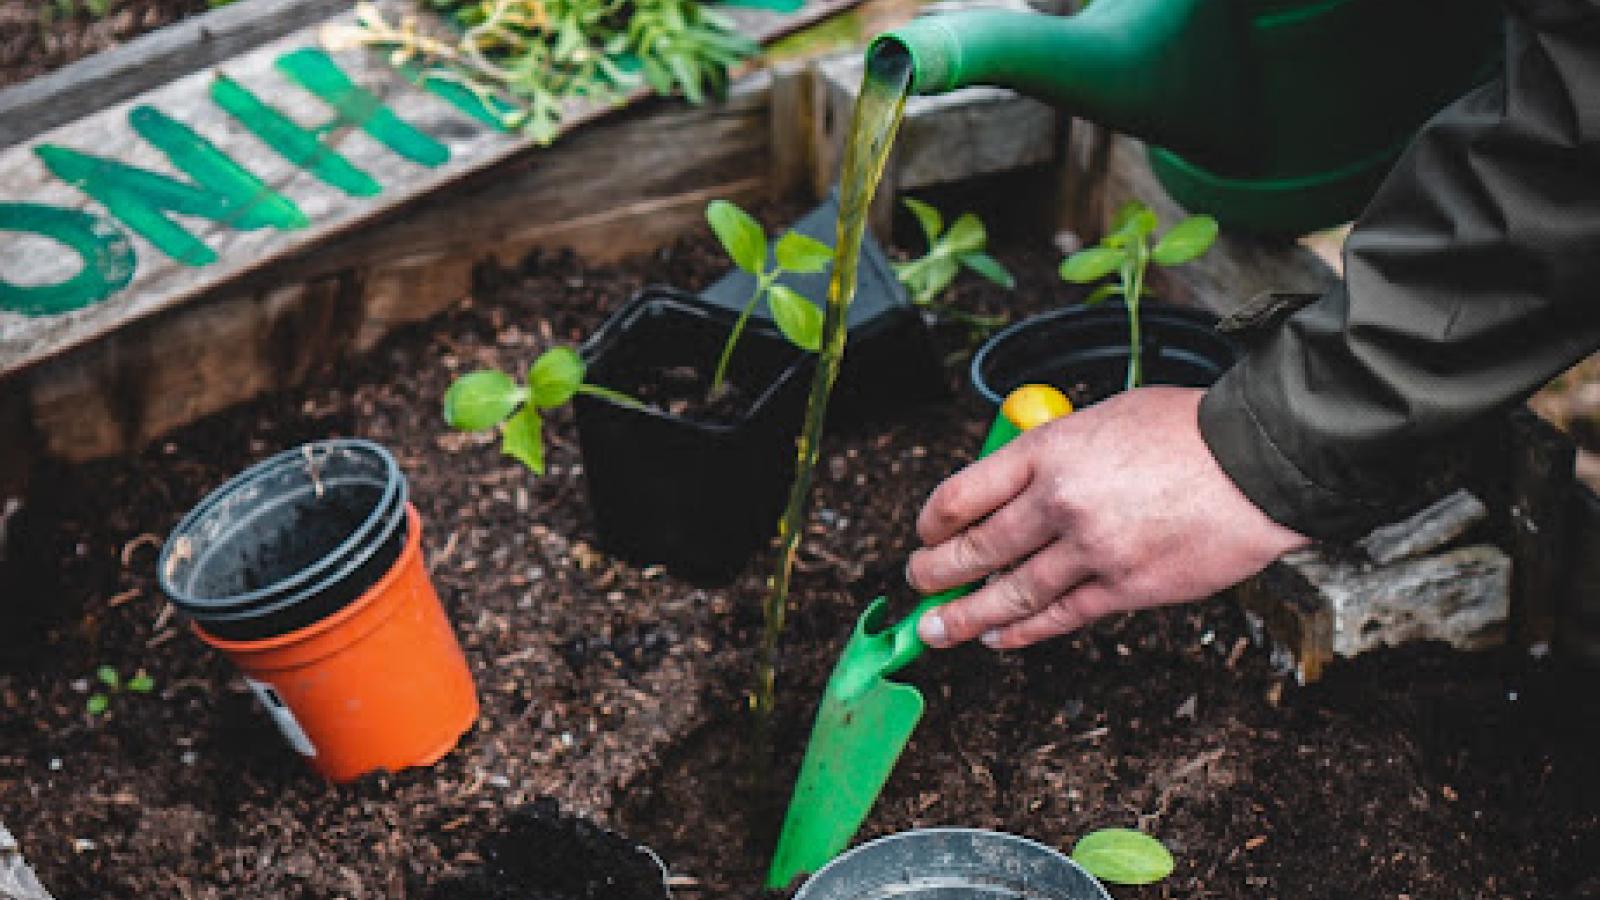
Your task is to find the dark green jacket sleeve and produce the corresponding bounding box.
[1199,0,1600,541]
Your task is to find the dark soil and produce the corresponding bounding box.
[0,0,211,90]
[0,212,1596,899]
[628,364,760,424]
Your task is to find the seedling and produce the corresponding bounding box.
[1071,828,1175,886]
[704,200,831,395]
[442,346,640,473]
[1058,200,1218,389]
[893,197,1014,310]
[86,665,154,716]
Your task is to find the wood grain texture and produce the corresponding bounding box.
[0,0,351,151]
[0,0,857,379]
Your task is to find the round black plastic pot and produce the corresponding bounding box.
[970,301,1238,407]
[795,828,1111,899]
[574,288,810,586]
[158,439,408,641]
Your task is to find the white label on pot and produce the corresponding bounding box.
[245,677,318,758]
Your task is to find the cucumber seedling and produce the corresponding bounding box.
[893,197,1014,313]
[442,346,640,474]
[1058,200,1217,390]
[85,665,154,716]
[704,200,831,397]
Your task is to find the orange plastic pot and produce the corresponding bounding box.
[196,505,478,782]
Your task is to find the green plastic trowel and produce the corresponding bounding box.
[765,385,1072,890]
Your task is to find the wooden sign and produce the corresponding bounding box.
[0,0,852,379]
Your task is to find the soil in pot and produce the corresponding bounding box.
[970,301,1237,409]
[425,799,666,900]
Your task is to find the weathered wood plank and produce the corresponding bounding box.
[0,0,351,151]
[0,0,858,379]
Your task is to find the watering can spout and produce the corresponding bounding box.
[870,0,1254,171]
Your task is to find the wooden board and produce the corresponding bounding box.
[0,0,856,380]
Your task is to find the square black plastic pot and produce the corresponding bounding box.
[574,288,809,586]
[699,194,946,426]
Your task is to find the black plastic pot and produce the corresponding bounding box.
[158,439,408,640]
[574,289,810,585]
[699,194,945,425]
[970,301,1238,406]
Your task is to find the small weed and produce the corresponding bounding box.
[86,665,154,717]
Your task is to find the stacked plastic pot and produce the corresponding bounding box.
[159,439,478,782]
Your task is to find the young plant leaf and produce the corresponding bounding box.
[960,252,1015,289]
[1109,201,1159,242]
[1059,247,1125,283]
[902,196,944,244]
[706,200,767,274]
[775,232,833,274]
[126,672,155,694]
[500,406,546,474]
[96,665,119,690]
[767,285,823,351]
[1082,284,1124,306]
[1071,829,1175,886]
[1151,215,1219,265]
[942,213,987,255]
[444,369,524,431]
[86,694,109,716]
[528,346,585,409]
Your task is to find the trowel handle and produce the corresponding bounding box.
[879,384,1072,677]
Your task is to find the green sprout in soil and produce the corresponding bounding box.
[704,199,831,396]
[1058,200,1217,390]
[442,346,640,473]
[326,0,754,145]
[86,665,154,716]
[1071,828,1175,886]
[894,198,1014,304]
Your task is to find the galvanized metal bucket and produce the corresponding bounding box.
[794,828,1112,899]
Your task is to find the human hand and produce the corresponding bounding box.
[909,386,1309,649]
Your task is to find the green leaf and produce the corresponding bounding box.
[959,252,1014,289]
[1109,201,1157,239]
[907,256,960,305]
[706,200,766,274]
[1059,247,1125,283]
[767,285,823,351]
[1151,215,1219,265]
[528,347,585,410]
[1082,284,1124,306]
[500,406,546,475]
[96,666,119,690]
[902,196,943,244]
[775,232,833,274]
[126,672,154,694]
[443,370,524,431]
[86,694,109,716]
[942,213,986,255]
[1071,829,1175,886]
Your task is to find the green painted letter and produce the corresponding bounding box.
[0,203,135,316]
[36,106,308,267]
[274,48,449,169]
[210,73,384,197]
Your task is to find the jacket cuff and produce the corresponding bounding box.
[1198,365,1396,542]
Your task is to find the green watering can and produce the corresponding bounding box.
[767,385,1072,890]
[871,0,1502,234]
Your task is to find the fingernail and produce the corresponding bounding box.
[904,558,920,592]
[980,629,1002,649]
[918,612,947,647]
